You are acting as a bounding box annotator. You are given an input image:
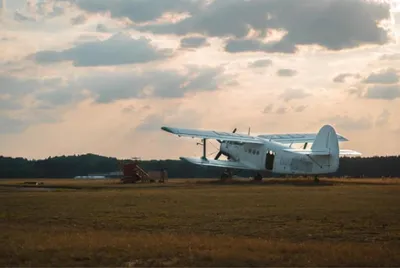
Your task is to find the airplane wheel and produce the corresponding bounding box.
[220,171,231,180]
[314,176,319,183]
[220,169,233,180]
[254,173,263,181]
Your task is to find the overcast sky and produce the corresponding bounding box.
[0,0,399,160]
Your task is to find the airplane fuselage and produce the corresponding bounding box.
[220,140,339,175]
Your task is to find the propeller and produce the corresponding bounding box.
[214,127,237,160]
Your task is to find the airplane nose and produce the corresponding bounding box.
[220,142,228,153]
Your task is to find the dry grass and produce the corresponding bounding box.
[1,178,400,267]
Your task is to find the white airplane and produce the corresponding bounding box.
[161,124,361,181]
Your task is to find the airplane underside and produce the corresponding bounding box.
[180,156,333,178]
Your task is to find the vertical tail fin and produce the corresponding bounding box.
[311,125,340,172]
[311,125,339,153]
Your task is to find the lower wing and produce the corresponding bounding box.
[180,157,257,170]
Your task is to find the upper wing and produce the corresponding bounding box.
[161,126,266,144]
[257,133,348,144]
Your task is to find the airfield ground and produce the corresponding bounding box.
[1,177,400,267]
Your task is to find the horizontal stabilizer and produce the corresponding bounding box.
[180,157,255,170]
[283,148,331,156]
[283,148,362,156]
[339,149,362,156]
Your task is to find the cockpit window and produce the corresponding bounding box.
[230,141,244,145]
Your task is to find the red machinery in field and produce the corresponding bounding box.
[119,158,167,184]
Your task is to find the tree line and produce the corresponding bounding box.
[0,153,399,179]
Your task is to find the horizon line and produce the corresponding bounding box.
[1,153,400,162]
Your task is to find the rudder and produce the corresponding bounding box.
[311,125,339,172]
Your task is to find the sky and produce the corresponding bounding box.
[0,0,399,160]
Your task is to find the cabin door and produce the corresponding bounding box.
[265,151,275,170]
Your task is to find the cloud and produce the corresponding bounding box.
[0,107,61,134]
[36,0,67,18]
[70,14,88,25]
[0,98,23,111]
[225,38,296,54]
[0,74,44,97]
[347,87,364,97]
[263,104,274,113]
[0,73,86,134]
[96,24,109,33]
[363,68,399,84]
[280,88,310,102]
[248,59,272,68]
[136,109,200,131]
[79,66,234,103]
[10,0,70,24]
[263,103,306,114]
[276,106,287,114]
[71,0,202,23]
[364,85,400,100]
[180,36,209,49]
[29,32,173,67]
[73,35,101,45]
[0,73,84,115]
[34,86,85,108]
[375,109,390,127]
[122,104,150,114]
[294,105,307,112]
[14,11,36,22]
[333,73,361,83]
[325,115,372,131]
[135,114,165,132]
[277,69,297,77]
[135,0,391,53]
[0,116,27,134]
[379,53,400,61]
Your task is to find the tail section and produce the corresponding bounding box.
[311,125,339,154]
[311,125,340,172]
[281,125,361,174]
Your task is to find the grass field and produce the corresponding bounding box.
[1,177,400,267]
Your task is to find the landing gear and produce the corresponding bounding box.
[220,169,233,180]
[254,172,263,181]
[314,175,319,183]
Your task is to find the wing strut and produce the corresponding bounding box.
[202,138,207,160]
[303,142,308,149]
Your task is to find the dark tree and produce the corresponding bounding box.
[0,154,399,179]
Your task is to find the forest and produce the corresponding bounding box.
[0,153,399,179]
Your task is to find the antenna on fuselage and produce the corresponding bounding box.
[248,127,251,135]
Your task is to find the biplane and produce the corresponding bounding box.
[161,124,361,180]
